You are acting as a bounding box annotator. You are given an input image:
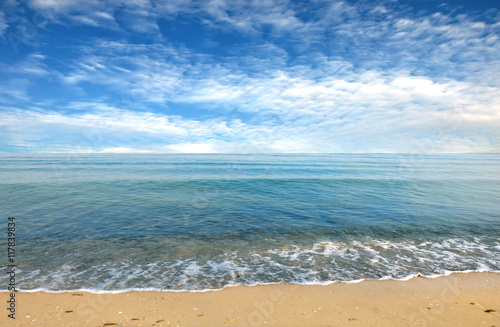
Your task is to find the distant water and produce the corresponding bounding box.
[1,154,499,292]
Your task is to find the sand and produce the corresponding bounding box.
[1,272,499,327]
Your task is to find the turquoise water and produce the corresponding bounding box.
[1,154,499,291]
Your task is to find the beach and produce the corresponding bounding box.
[1,154,500,326]
[1,272,499,327]
[2,0,499,324]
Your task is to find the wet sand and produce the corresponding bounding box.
[1,272,499,327]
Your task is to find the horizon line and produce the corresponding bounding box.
[0,152,499,155]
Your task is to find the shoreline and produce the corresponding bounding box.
[5,270,500,294]
[1,272,499,326]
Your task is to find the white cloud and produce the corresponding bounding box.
[70,11,117,28]
[27,0,159,33]
[200,0,308,34]
[17,0,500,76]
[26,36,496,153]
[98,146,153,153]
[157,143,219,153]
[2,1,499,153]
[23,0,316,37]
[0,54,52,104]
[0,53,49,76]
[0,12,8,37]
[1,70,499,154]
[0,79,30,101]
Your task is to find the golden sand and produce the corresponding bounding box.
[1,272,499,327]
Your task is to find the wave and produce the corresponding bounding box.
[4,270,500,294]
[4,237,499,292]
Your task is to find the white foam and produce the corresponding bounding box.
[4,270,499,294]
[4,237,500,293]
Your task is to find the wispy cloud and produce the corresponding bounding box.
[0,11,8,37]
[1,72,499,153]
[0,0,499,153]
[27,0,161,34]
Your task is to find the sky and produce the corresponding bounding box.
[0,0,499,153]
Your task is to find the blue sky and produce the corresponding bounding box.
[0,0,499,153]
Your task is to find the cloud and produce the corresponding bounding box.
[12,0,499,76]
[0,53,50,103]
[0,53,49,76]
[53,40,499,121]
[1,69,499,154]
[0,79,30,101]
[26,0,159,33]
[1,1,499,153]
[199,0,308,33]
[0,106,257,151]
[0,12,8,37]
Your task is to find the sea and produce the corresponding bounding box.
[1,153,499,292]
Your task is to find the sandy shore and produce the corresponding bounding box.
[1,272,499,327]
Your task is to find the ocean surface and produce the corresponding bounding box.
[1,153,499,292]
